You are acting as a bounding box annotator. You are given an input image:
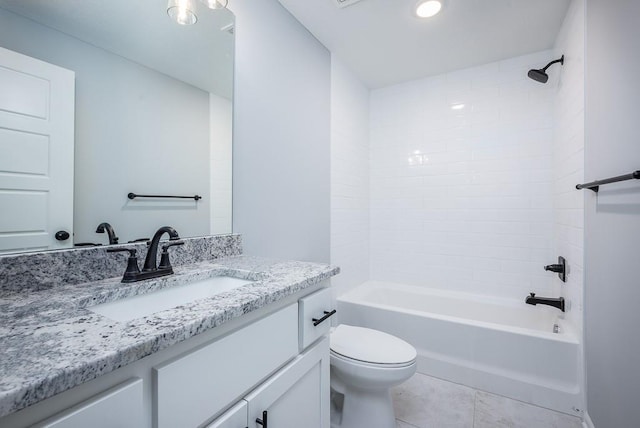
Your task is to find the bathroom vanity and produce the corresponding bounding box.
[0,246,338,428]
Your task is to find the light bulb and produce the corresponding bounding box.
[168,0,197,25]
[200,0,228,9]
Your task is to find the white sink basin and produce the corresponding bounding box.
[88,276,254,322]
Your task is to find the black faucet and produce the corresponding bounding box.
[143,226,181,271]
[544,256,566,282]
[96,222,119,245]
[107,226,183,283]
[525,293,565,312]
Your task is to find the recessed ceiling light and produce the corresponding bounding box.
[451,103,465,110]
[416,0,442,18]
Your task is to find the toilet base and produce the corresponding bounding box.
[330,374,396,428]
[329,325,417,428]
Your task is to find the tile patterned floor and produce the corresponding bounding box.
[392,373,582,428]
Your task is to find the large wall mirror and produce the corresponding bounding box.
[0,0,234,254]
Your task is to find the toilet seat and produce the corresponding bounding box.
[330,324,417,367]
[330,349,415,369]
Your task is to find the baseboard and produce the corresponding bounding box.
[582,411,595,428]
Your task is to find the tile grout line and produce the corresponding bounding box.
[472,390,478,428]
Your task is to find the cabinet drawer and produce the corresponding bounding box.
[32,378,143,428]
[154,304,298,428]
[299,288,334,350]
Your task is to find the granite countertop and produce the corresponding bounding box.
[0,256,339,418]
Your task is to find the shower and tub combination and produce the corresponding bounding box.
[337,280,581,416]
[334,51,584,421]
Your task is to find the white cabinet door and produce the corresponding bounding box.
[0,46,75,253]
[245,337,330,428]
[31,378,143,428]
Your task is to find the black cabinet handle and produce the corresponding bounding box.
[312,309,337,326]
[256,410,268,427]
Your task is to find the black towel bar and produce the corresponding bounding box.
[128,193,202,201]
[576,170,640,193]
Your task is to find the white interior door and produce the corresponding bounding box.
[0,46,75,253]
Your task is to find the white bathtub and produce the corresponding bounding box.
[337,281,582,416]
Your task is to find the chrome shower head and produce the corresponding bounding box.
[528,55,564,84]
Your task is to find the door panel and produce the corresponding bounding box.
[0,190,47,231]
[0,128,49,174]
[0,64,49,119]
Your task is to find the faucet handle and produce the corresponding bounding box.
[107,247,136,255]
[159,241,184,270]
[107,248,141,282]
[529,292,536,298]
[162,241,184,250]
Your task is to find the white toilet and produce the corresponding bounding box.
[329,324,417,428]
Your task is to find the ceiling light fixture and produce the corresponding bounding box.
[167,0,197,25]
[416,0,442,18]
[200,0,229,9]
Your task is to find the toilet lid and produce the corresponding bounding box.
[330,325,417,365]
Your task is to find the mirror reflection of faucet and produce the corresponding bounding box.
[108,226,183,283]
[525,293,565,312]
[96,222,119,245]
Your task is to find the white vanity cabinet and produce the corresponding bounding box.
[1,284,333,428]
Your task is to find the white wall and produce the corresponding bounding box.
[584,0,640,426]
[231,0,331,262]
[0,8,213,244]
[330,56,370,298]
[552,0,585,335]
[369,52,557,299]
[209,93,233,235]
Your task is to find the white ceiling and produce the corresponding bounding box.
[278,0,571,88]
[0,0,235,98]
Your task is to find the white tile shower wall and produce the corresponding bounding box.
[552,0,584,334]
[331,56,370,298]
[369,51,558,299]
